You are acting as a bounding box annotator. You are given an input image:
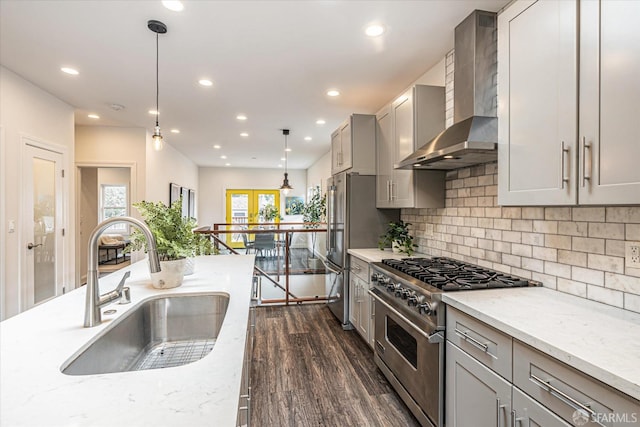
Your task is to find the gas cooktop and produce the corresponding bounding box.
[380,257,538,292]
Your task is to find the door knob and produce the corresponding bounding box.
[27,243,42,250]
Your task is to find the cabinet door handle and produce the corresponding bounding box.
[386,180,391,202]
[496,398,506,427]
[582,137,592,187]
[454,328,489,352]
[530,374,597,422]
[561,141,570,188]
[511,410,524,426]
[390,181,395,201]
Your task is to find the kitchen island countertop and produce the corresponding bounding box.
[0,255,255,427]
[443,287,640,402]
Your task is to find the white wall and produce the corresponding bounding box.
[305,151,331,257]
[0,66,75,319]
[145,138,198,206]
[198,167,307,227]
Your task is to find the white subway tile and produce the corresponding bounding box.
[512,243,532,257]
[588,222,625,240]
[494,219,512,230]
[558,250,587,267]
[544,262,571,279]
[587,285,624,308]
[571,266,604,286]
[512,220,533,232]
[626,266,640,278]
[503,254,522,268]
[557,278,587,297]
[606,207,640,223]
[605,272,640,293]
[624,293,640,314]
[522,207,545,220]
[587,253,624,273]
[572,237,605,254]
[545,207,572,221]
[493,241,512,254]
[544,234,572,250]
[627,224,640,240]
[511,268,532,279]
[532,246,557,262]
[502,231,522,243]
[605,239,625,257]
[458,168,471,179]
[558,221,589,237]
[532,272,557,289]
[572,207,605,222]
[502,207,522,219]
[485,207,502,218]
[533,220,558,234]
[521,232,545,247]
[485,229,502,240]
[522,257,544,273]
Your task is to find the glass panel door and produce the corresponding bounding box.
[24,144,64,309]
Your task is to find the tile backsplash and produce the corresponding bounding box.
[402,162,640,313]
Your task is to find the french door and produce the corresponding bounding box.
[225,190,279,248]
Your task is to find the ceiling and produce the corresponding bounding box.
[0,0,509,169]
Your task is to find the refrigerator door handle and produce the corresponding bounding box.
[321,258,343,276]
[327,185,337,252]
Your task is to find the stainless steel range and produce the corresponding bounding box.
[369,257,540,427]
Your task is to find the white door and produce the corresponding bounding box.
[23,143,64,309]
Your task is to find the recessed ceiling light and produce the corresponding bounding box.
[162,1,184,12]
[278,164,282,168]
[198,79,213,87]
[236,114,247,121]
[220,155,227,159]
[213,144,221,149]
[148,110,159,115]
[280,157,286,161]
[304,136,312,141]
[87,114,100,119]
[61,67,79,75]
[285,148,292,152]
[170,129,180,134]
[327,90,340,97]
[225,163,231,167]
[316,119,326,125]
[240,132,249,137]
[365,24,385,37]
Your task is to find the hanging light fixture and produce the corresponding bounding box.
[279,129,293,195]
[148,19,167,151]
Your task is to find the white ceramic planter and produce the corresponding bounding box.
[184,257,195,276]
[150,258,186,289]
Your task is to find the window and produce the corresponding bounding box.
[100,184,128,232]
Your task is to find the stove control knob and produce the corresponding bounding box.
[407,294,419,306]
[378,276,390,285]
[386,282,397,292]
[418,302,434,315]
[394,286,405,297]
[371,273,382,282]
[400,289,412,299]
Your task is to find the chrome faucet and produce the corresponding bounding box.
[84,217,161,327]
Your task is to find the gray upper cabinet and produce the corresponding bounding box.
[578,0,640,204]
[376,85,446,208]
[498,0,640,206]
[331,114,376,176]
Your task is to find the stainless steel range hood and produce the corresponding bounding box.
[397,10,497,170]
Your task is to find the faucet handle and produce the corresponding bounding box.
[115,271,131,294]
[119,287,131,304]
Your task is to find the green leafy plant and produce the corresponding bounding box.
[378,220,417,256]
[302,187,326,259]
[258,203,281,222]
[127,198,212,261]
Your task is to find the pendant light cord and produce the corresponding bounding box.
[155,32,160,127]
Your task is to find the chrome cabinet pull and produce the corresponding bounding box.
[561,141,570,188]
[582,137,592,187]
[496,398,506,427]
[387,180,391,202]
[454,328,489,352]
[530,374,597,421]
[511,409,523,426]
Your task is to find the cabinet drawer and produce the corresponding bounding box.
[446,307,513,381]
[349,256,369,282]
[513,340,640,427]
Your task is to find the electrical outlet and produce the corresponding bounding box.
[626,241,640,268]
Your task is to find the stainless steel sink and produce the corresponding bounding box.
[62,293,229,375]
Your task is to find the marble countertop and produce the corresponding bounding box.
[442,287,640,401]
[0,255,255,427]
[347,248,423,264]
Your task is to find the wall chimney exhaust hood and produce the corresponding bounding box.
[397,10,498,170]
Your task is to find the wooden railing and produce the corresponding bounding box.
[196,223,327,306]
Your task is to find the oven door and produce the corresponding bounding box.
[371,291,444,427]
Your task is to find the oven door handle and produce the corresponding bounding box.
[368,290,443,343]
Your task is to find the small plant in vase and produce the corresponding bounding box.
[302,186,326,268]
[258,203,281,225]
[378,220,417,256]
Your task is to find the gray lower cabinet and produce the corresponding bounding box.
[446,341,512,427]
[512,387,570,427]
[348,255,373,348]
[237,305,255,427]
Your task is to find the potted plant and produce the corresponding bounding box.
[128,198,199,288]
[302,186,326,269]
[258,203,281,225]
[378,220,417,256]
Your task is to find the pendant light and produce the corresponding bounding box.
[148,20,167,151]
[279,129,293,195]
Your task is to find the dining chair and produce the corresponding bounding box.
[253,233,275,258]
[242,233,255,254]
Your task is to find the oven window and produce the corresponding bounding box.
[386,316,418,368]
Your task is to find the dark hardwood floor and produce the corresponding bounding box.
[251,304,420,427]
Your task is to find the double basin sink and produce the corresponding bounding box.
[62,293,229,375]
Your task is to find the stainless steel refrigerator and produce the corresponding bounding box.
[325,172,399,328]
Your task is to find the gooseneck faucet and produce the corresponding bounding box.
[84,217,161,327]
